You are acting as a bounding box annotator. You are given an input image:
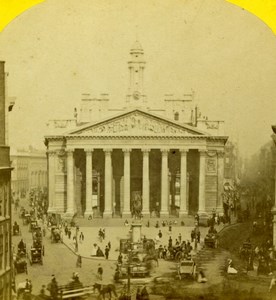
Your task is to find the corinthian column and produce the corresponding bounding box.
[122,149,131,217]
[198,150,206,214]
[217,150,225,213]
[66,149,75,216]
[84,149,93,217]
[47,150,56,213]
[142,149,150,217]
[179,149,188,216]
[160,149,169,217]
[103,149,113,217]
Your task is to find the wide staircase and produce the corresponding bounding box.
[72,215,196,227]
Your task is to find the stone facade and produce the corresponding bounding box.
[45,42,228,219]
[0,61,12,300]
[10,148,47,195]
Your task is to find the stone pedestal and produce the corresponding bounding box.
[131,221,142,243]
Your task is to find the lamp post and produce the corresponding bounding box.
[126,243,133,300]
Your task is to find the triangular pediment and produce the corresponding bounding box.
[67,109,208,136]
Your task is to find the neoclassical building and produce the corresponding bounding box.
[45,42,228,218]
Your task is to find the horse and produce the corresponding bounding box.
[93,283,117,300]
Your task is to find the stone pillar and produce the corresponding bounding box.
[161,149,169,217]
[179,149,188,216]
[142,149,150,217]
[217,150,225,214]
[66,149,75,216]
[122,149,131,217]
[198,150,206,215]
[84,149,93,217]
[47,150,56,213]
[103,149,113,217]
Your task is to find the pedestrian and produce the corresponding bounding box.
[105,245,110,259]
[48,275,58,300]
[141,286,149,300]
[68,229,71,239]
[178,233,182,243]
[38,285,48,300]
[79,232,84,242]
[168,236,172,248]
[118,252,123,264]
[158,230,162,239]
[102,228,106,240]
[136,287,142,300]
[108,241,111,249]
[76,254,82,268]
[97,263,103,280]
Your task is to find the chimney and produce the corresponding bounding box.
[0,62,5,145]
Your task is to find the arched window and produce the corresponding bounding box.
[174,112,179,121]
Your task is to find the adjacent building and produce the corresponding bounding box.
[271,126,276,246]
[0,61,12,300]
[45,42,228,219]
[10,147,47,196]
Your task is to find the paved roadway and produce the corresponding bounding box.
[12,198,226,298]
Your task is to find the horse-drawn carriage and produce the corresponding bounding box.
[13,222,21,236]
[28,247,43,265]
[29,219,38,232]
[239,241,252,260]
[204,233,218,248]
[22,213,31,226]
[117,260,150,278]
[13,254,28,275]
[32,227,45,256]
[51,226,62,243]
[166,245,187,262]
[177,259,197,280]
[17,241,27,258]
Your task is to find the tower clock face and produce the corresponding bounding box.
[133,91,140,100]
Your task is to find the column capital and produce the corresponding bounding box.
[47,150,56,157]
[84,148,94,153]
[142,148,151,154]
[217,150,225,158]
[198,149,207,156]
[122,148,132,153]
[66,149,74,154]
[103,148,113,154]
[161,149,169,155]
[180,149,189,155]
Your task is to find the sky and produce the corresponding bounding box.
[0,0,276,158]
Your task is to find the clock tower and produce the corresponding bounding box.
[126,41,147,104]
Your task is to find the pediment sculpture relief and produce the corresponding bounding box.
[79,113,190,135]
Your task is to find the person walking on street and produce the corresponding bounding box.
[105,245,110,259]
[97,263,103,280]
[76,254,82,267]
[141,286,149,300]
[48,275,58,300]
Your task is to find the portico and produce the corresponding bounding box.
[45,109,227,218]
